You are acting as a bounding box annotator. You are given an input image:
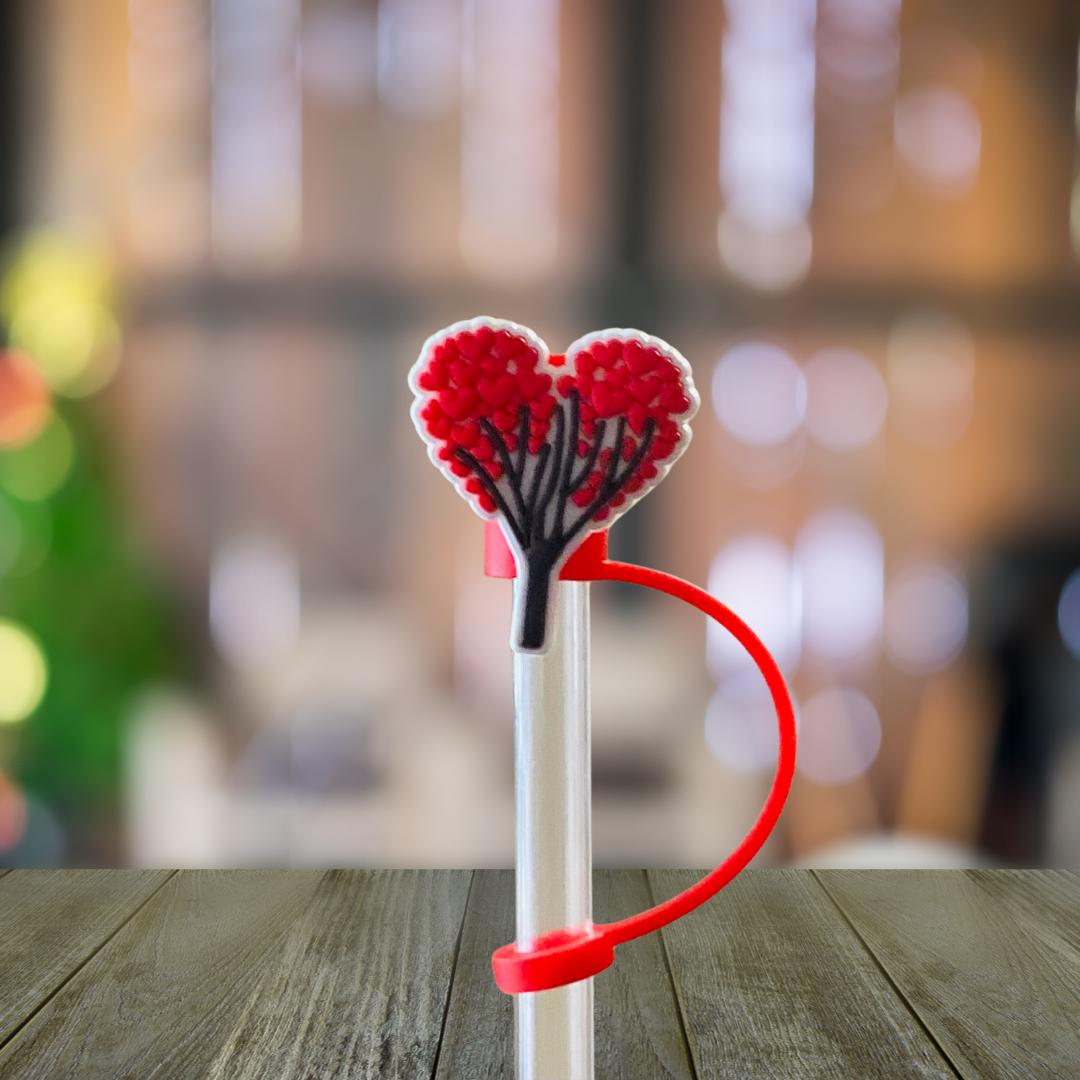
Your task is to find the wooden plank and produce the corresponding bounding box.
[0,870,327,1079]
[435,870,697,1079]
[203,870,473,1080]
[592,870,696,1080]
[0,869,174,1047]
[432,869,514,1080]
[650,869,959,1080]
[818,869,1080,1080]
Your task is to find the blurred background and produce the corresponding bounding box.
[1,0,1080,869]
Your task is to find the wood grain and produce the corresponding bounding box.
[592,870,696,1080]
[817,869,1080,1080]
[0,869,174,1047]
[435,870,696,1080]
[205,870,473,1080]
[433,869,514,1080]
[650,869,959,1080]
[0,870,326,1079]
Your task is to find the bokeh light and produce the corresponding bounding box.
[707,533,801,682]
[886,310,974,448]
[0,413,75,502]
[797,507,883,663]
[894,86,981,196]
[1057,569,1080,662]
[0,349,51,448]
[803,347,888,450]
[0,231,120,396]
[712,342,807,447]
[377,0,461,121]
[719,0,816,289]
[0,769,28,853]
[210,535,301,666]
[0,620,48,722]
[460,0,560,281]
[705,685,794,773]
[885,560,968,675]
[796,685,882,785]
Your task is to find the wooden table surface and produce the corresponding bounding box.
[0,868,1077,1078]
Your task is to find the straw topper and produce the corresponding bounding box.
[410,317,699,652]
[410,317,795,1038]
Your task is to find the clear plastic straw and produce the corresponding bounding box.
[513,579,594,1080]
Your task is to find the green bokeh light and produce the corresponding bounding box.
[0,413,75,501]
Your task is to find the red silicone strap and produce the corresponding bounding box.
[490,527,797,994]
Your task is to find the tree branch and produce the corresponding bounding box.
[566,418,657,544]
[567,417,607,498]
[533,402,566,540]
[524,441,552,538]
[556,392,581,537]
[453,446,527,549]
[515,405,530,479]
[478,417,527,525]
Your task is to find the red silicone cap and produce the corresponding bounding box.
[484,522,798,996]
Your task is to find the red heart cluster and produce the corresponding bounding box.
[412,321,694,524]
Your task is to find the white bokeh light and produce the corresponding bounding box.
[377,0,461,121]
[885,560,968,675]
[1058,569,1080,661]
[705,685,794,773]
[210,535,301,667]
[712,342,807,447]
[212,0,302,267]
[797,508,883,663]
[719,0,817,290]
[461,0,559,281]
[796,685,881,785]
[894,86,981,195]
[803,348,888,450]
[707,534,801,684]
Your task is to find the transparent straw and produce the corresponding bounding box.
[513,579,594,1080]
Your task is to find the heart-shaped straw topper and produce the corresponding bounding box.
[410,317,699,652]
[410,317,796,996]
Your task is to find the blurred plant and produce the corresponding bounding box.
[0,229,184,864]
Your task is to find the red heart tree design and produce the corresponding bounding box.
[410,317,700,651]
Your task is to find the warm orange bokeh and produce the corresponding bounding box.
[0,348,51,448]
[0,769,28,853]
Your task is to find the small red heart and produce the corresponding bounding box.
[627,376,661,404]
[623,340,658,375]
[592,341,621,368]
[418,365,449,391]
[457,326,493,359]
[659,384,691,413]
[628,402,649,435]
[531,397,556,421]
[452,421,480,448]
[592,382,631,419]
[440,386,480,420]
[493,330,525,359]
[478,374,518,409]
[519,371,553,401]
[450,359,482,386]
[602,366,628,389]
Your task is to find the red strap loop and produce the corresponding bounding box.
[486,523,798,994]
